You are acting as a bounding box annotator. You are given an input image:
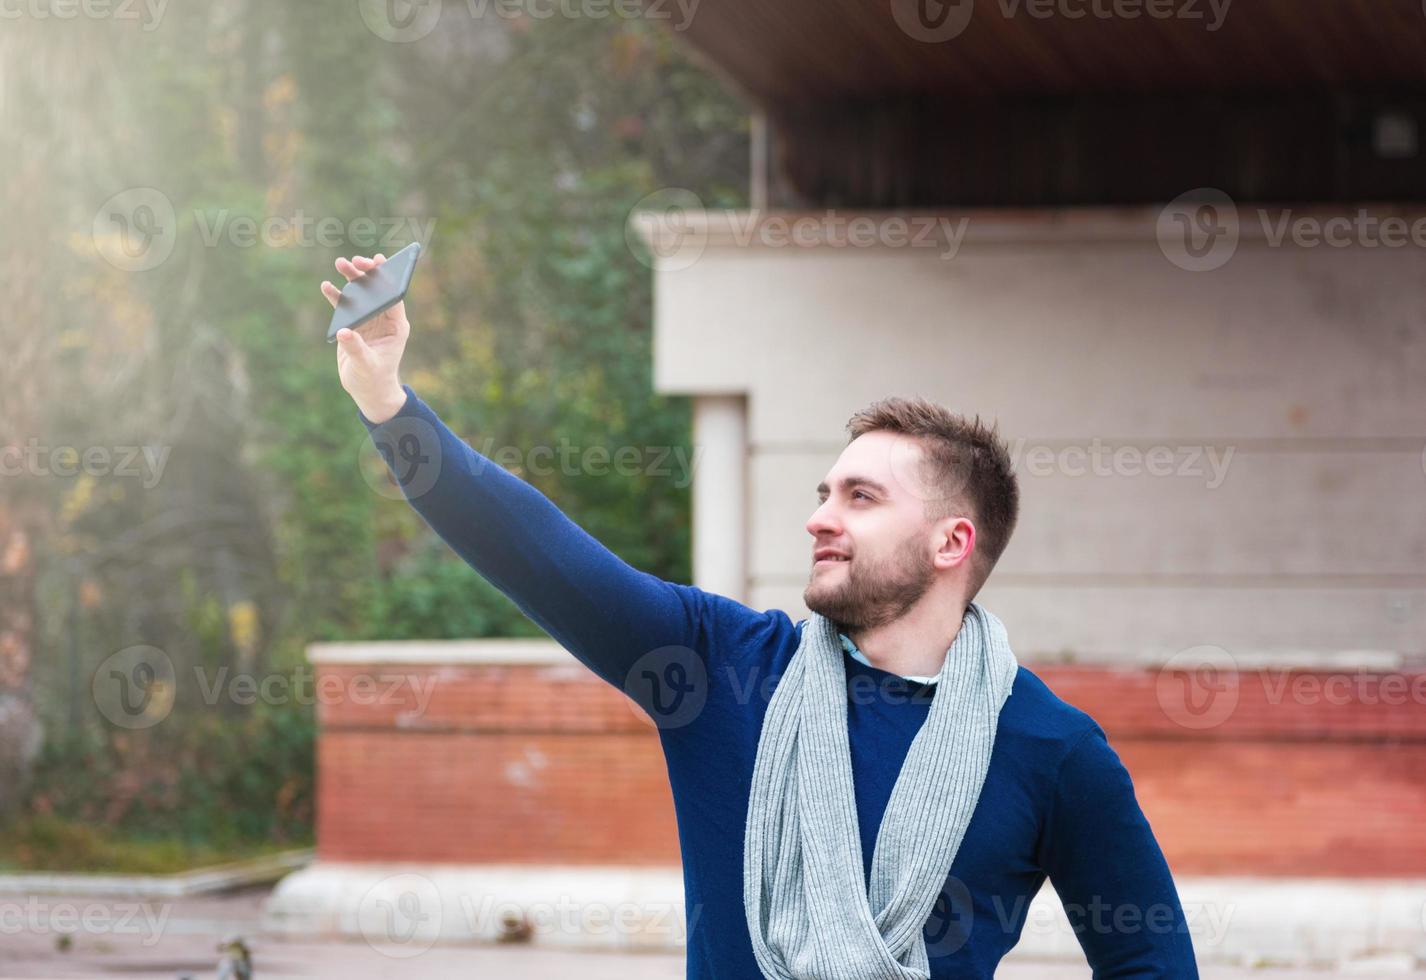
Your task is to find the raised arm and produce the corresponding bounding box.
[1035,725,1201,977]
[323,254,701,693]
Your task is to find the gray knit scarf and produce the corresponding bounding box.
[742,602,1019,980]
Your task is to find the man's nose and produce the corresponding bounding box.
[806,502,840,538]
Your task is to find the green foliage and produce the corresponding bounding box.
[14,1,747,865]
[366,539,545,640]
[16,690,314,861]
[0,815,305,876]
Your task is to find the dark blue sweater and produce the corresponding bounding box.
[360,385,1200,978]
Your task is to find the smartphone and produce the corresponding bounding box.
[326,241,422,342]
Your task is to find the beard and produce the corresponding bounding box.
[803,531,936,631]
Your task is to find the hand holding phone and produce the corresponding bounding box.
[325,241,421,342]
[321,248,415,425]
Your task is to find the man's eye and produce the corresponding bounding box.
[852,490,871,501]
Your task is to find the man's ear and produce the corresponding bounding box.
[933,515,976,572]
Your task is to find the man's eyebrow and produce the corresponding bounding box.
[816,476,892,497]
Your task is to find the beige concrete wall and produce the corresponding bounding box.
[636,208,1426,664]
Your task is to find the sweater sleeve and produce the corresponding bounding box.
[1036,725,1200,978]
[357,384,710,696]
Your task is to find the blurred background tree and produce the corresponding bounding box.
[0,0,746,868]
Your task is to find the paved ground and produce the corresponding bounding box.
[1,887,1422,978]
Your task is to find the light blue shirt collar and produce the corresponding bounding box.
[840,633,940,685]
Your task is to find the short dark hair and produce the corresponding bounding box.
[846,396,1019,599]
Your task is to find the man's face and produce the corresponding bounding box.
[803,431,941,631]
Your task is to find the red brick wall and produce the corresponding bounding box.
[1040,665,1426,877]
[315,662,680,864]
[314,659,1426,876]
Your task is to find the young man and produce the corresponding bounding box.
[324,255,1200,978]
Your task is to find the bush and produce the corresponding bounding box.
[14,680,315,870]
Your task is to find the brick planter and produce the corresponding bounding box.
[306,642,1426,877]
[261,640,1426,962]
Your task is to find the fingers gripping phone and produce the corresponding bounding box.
[326,241,422,342]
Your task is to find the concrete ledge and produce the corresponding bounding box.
[1009,876,1426,970]
[262,863,688,954]
[630,205,1426,251]
[308,639,569,666]
[308,637,1416,673]
[261,863,1426,967]
[1123,649,1408,671]
[0,848,314,898]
